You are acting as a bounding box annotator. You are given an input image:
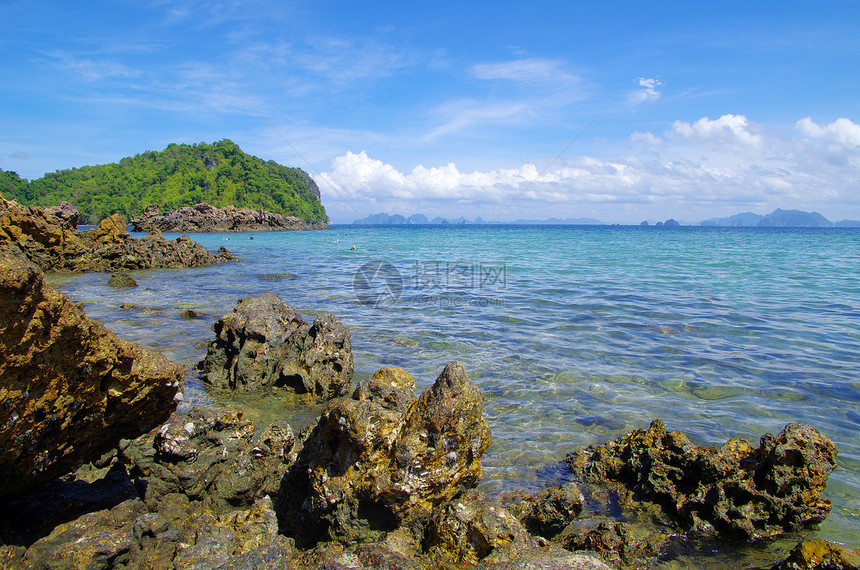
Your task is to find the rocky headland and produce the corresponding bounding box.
[130,202,327,233]
[0,195,238,272]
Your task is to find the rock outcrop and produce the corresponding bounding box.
[0,195,238,272]
[199,292,353,398]
[119,406,296,511]
[0,254,182,496]
[280,362,492,549]
[567,419,838,541]
[130,202,327,233]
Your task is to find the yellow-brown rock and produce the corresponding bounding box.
[0,253,181,495]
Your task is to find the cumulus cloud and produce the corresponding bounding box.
[669,114,763,148]
[319,113,860,223]
[796,117,860,148]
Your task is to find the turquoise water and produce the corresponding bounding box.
[47,225,860,560]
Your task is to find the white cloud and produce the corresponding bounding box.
[472,58,575,83]
[630,131,662,145]
[319,113,860,223]
[425,100,534,140]
[629,77,662,105]
[796,117,860,148]
[669,114,763,148]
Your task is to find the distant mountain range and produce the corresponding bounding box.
[699,208,860,227]
[351,209,860,227]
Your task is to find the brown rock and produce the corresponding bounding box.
[120,406,295,510]
[513,482,585,538]
[770,539,860,570]
[199,292,353,398]
[0,254,181,496]
[423,490,537,566]
[281,362,492,546]
[108,272,138,287]
[567,419,839,540]
[130,201,327,233]
[0,195,238,272]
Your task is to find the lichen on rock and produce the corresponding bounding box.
[0,253,181,496]
[280,361,492,550]
[567,419,838,540]
[199,292,353,399]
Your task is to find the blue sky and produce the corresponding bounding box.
[2,1,859,223]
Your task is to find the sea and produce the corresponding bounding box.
[46,224,860,567]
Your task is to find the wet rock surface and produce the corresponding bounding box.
[280,362,492,550]
[119,406,296,511]
[0,254,181,496]
[0,196,238,272]
[567,419,838,541]
[769,539,860,570]
[199,292,353,398]
[130,202,327,233]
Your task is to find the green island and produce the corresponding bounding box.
[0,139,327,225]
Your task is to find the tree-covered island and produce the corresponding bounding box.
[0,140,327,225]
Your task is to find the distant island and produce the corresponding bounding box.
[699,208,859,227]
[0,140,327,225]
[350,209,860,228]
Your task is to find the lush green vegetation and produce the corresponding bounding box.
[0,170,30,203]
[2,140,327,224]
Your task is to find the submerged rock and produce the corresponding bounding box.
[0,196,238,272]
[567,419,838,540]
[130,202,327,233]
[281,362,492,550]
[0,254,181,496]
[770,539,860,570]
[199,292,353,398]
[108,272,138,287]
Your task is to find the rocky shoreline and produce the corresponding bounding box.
[129,203,327,233]
[0,200,856,568]
[0,196,238,272]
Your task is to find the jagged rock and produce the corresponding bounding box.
[567,420,838,540]
[130,202,328,233]
[423,490,537,566]
[0,254,181,496]
[180,309,203,319]
[0,195,238,272]
[199,292,353,398]
[281,362,492,546]
[108,272,138,287]
[769,539,860,569]
[119,406,295,510]
[512,482,585,538]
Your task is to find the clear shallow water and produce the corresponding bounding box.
[47,225,860,561]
